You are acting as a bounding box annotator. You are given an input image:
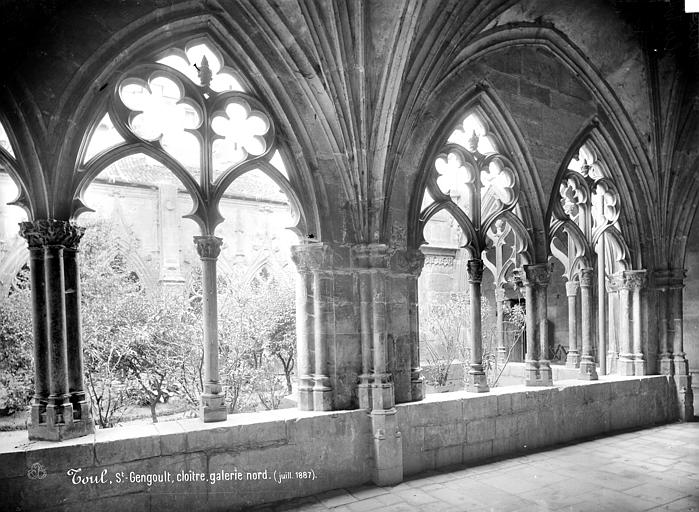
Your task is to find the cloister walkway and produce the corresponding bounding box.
[254,422,699,512]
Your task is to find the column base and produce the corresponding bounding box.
[297,386,314,411]
[371,408,403,486]
[578,357,598,380]
[617,355,635,376]
[465,370,489,393]
[200,393,227,422]
[297,376,315,411]
[28,418,94,442]
[371,377,395,410]
[358,375,372,410]
[538,360,553,386]
[659,355,674,376]
[607,351,618,374]
[674,374,694,421]
[410,376,425,401]
[28,401,95,441]
[565,350,580,369]
[313,388,333,411]
[633,356,646,376]
[674,355,689,376]
[524,359,541,386]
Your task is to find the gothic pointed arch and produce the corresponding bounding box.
[547,122,644,377]
[409,86,541,260]
[46,9,337,241]
[454,24,654,269]
[0,111,41,220]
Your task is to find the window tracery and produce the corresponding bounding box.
[549,139,636,378]
[418,108,533,393]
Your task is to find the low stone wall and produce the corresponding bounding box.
[0,408,372,512]
[398,375,679,476]
[0,375,679,511]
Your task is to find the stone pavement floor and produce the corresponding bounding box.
[251,422,699,512]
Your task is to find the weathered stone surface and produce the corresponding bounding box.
[466,418,496,444]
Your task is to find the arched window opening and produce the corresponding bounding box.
[0,120,16,159]
[548,139,641,380]
[70,37,308,426]
[0,158,29,297]
[418,109,532,394]
[215,168,299,413]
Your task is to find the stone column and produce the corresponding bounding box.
[358,267,373,409]
[536,267,552,386]
[668,271,688,375]
[44,232,73,429]
[617,271,634,376]
[665,269,693,420]
[19,220,94,440]
[522,264,551,386]
[291,246,315,410]
[565,279,580,368]
[194,235,226,422]
[63,227,90,421]
[370,252,392,409]
[606,276,620,374]
[19,223,50,435]
[656,283,672,375]
[365,245,402,486]
[578,268,598,380]
[466,259,489,392]
[522,266,539,385]
[625,270,647,376]
[597,237,607,375]
[407,249,425,401]
[313,267,333,411]
[495,287,507,365]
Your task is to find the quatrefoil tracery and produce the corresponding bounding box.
[76,39,286,234]
[421,110,527,261]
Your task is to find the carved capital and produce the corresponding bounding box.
[467,258,484,283]
[421,246,456,269]
[578,268,594,288]
[19,220,85,249]
[291,243,332,272]
[194,235,223,259]
[623,269,646,290]
[606,274,620,293]
[565,279,579,297]
[523,263,550,286]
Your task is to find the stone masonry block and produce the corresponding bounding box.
[404,450,435,476]
[94,425,160,465]
[491,436,519,458]
[0,445,27,479]
[25,439,95,474]
[463,395,498,419]
[401,425,424,453]
[463,440,493,465]
[496,394,513,416]
[435,445,463,468]
[154,420,188,456]
[466,418,496,444]
[424,423,465,450]
[495,415,519,439]
[187,418,288,453]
